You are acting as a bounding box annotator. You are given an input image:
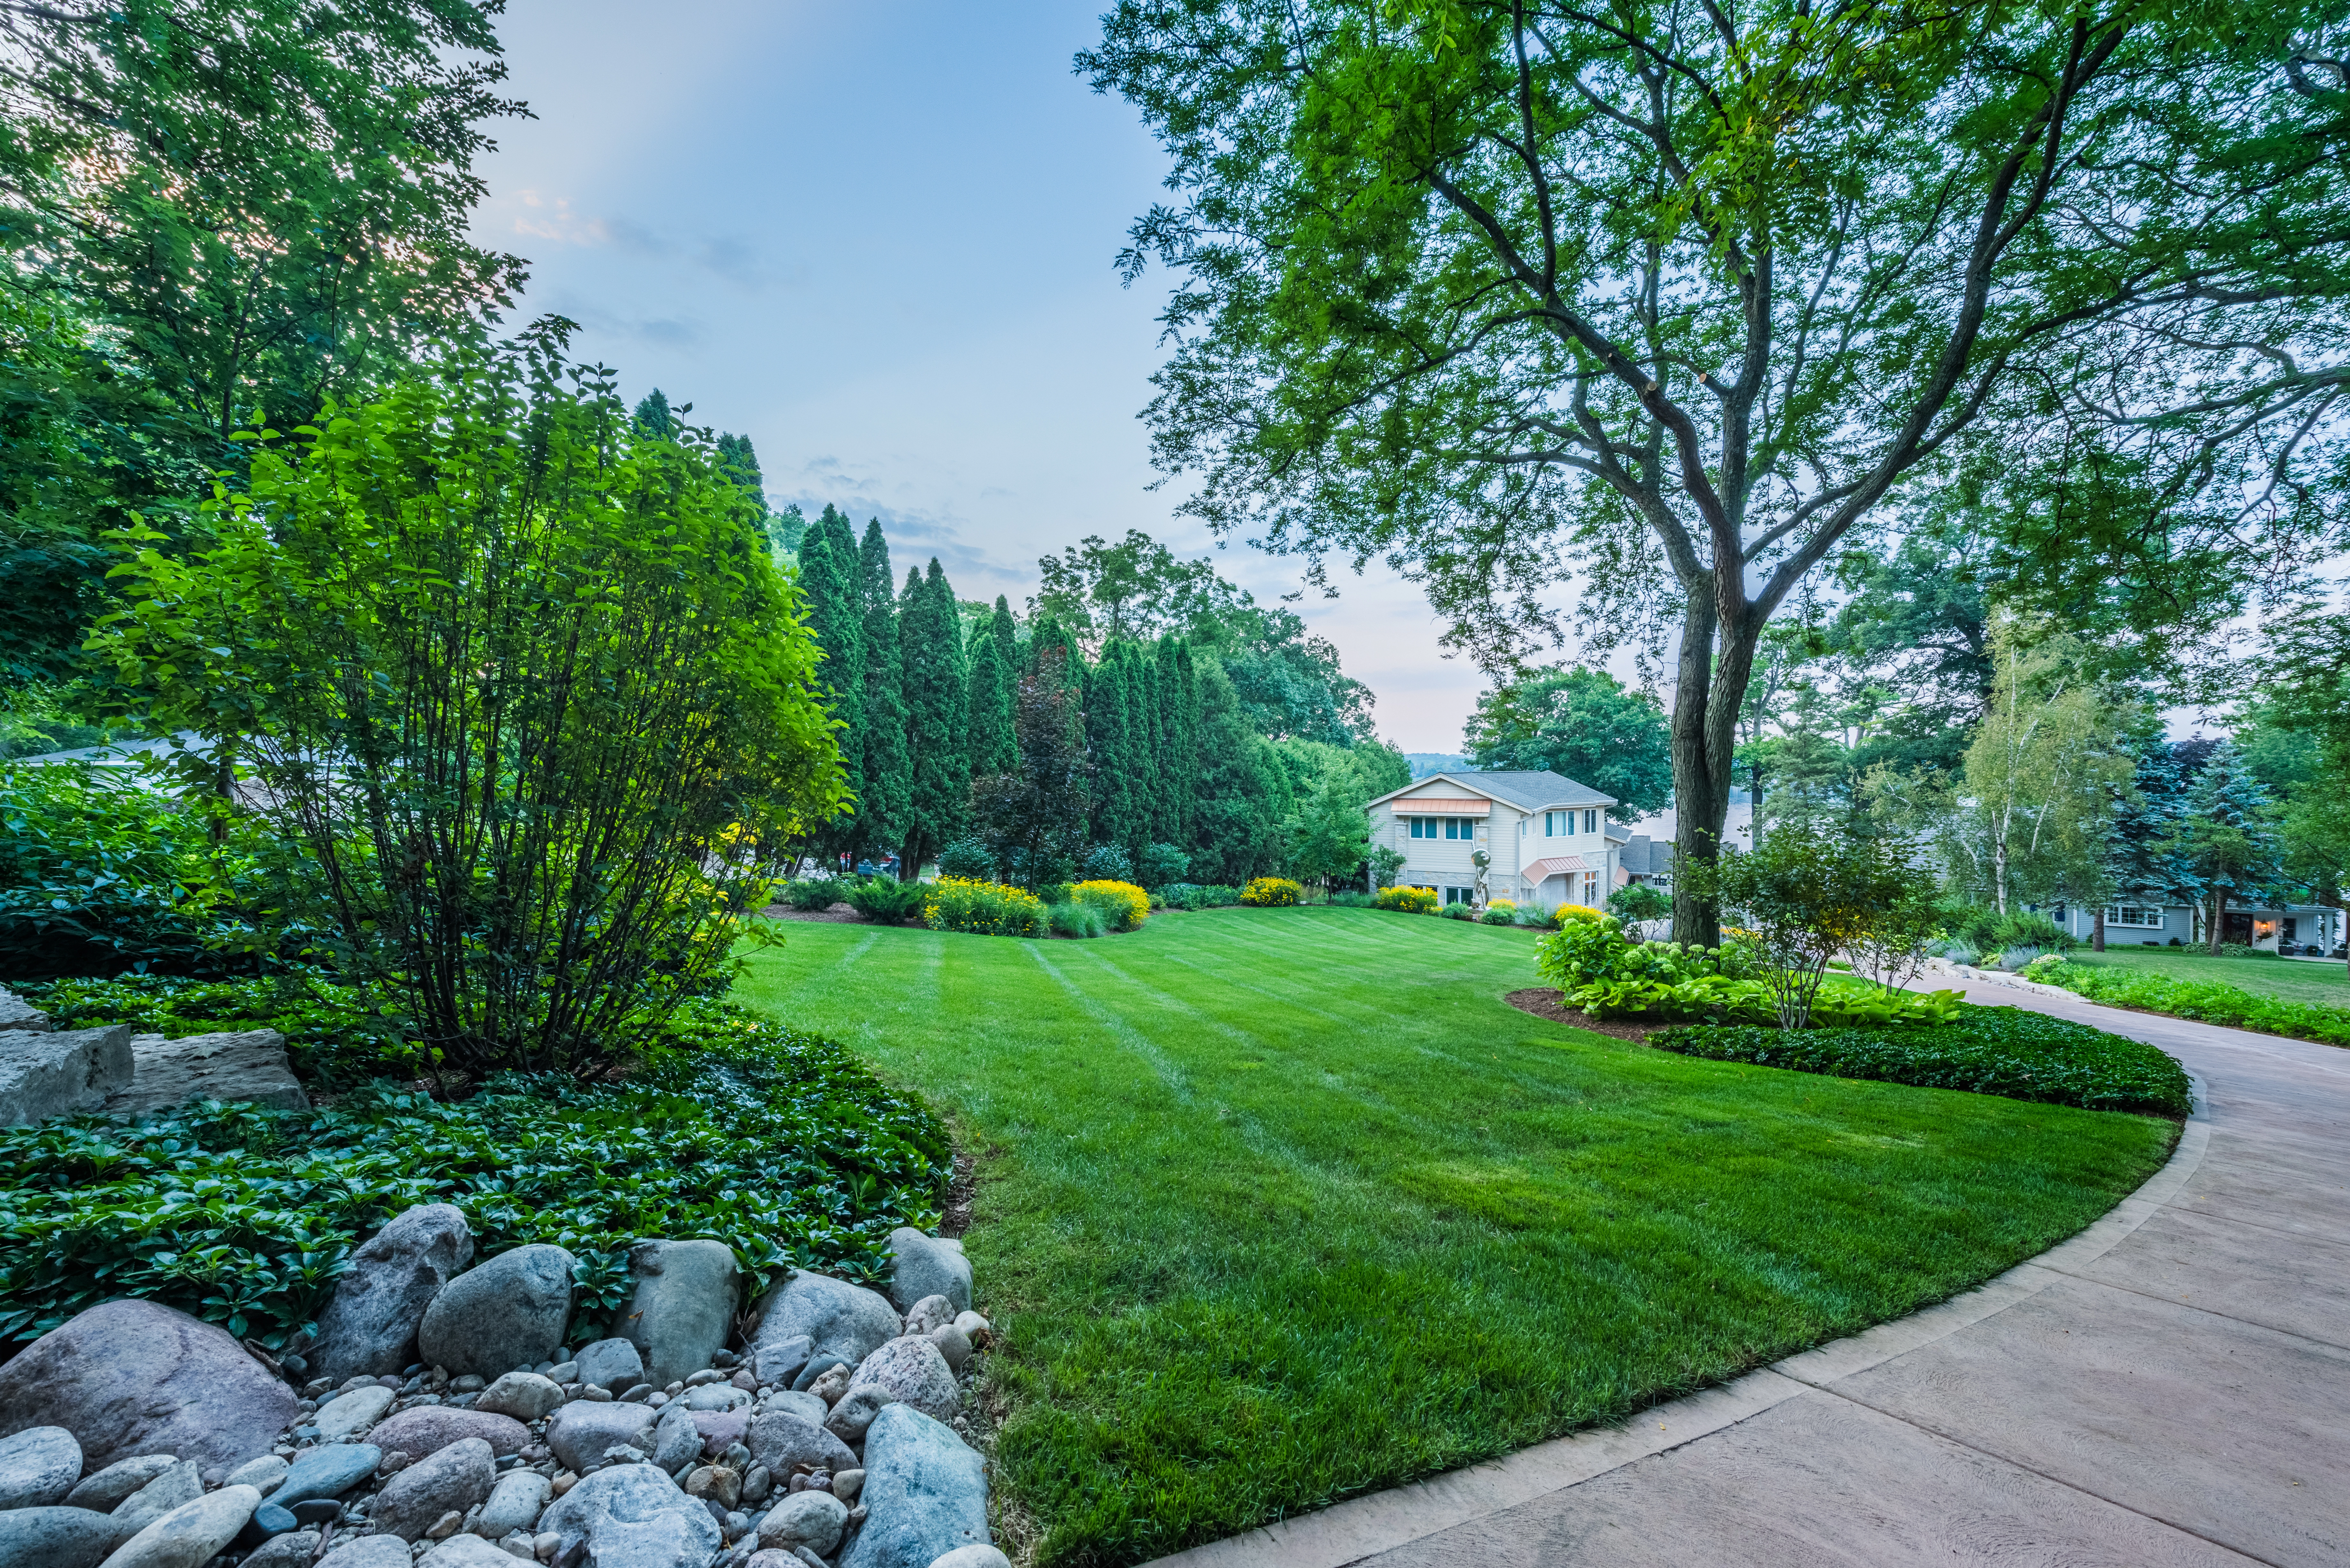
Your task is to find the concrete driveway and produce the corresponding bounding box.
[1150,985,2350,1568]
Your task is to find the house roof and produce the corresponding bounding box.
[1618,835,1673,876]
[1522,856,1593,879]
[1368,769,1616,813]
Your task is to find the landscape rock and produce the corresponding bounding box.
[0,1027,133,1127]
[845,1338,960,1424]
[755,1392,826,1429]
[543,1407,655,1476]
[837,1406,986,1568]
[232,1527,318,1568]
[270,1445,381,1509]
[883,1231,969,1316]
[820,1389,894,1446]
[828,1471,862,1504]
[418,1536,514,1568]
[313,1386,395,1442]
[224,1456,288,1495]
[0,1507,118,1568]
[926,1551,1012,1568]
[0,1300,296,1473]
[536,1465,717,1568]
[688,1412,749,1461]
[0,987,50,1034]
[475,1374,565,1423]
[370,1440,495,1542]
[310,1205,474,1383]
[747,1336,808,1391]
[752,1492,844,1557]
[104,1031,308,1118]
[363,1409,531,1463]
[899,1297,955,1338]
[0,1427,83,1511]
[472,1471,551,1540]
[570,1342,643,1397]
[679,1385,745,1414]
[801,1364,852,1408]
[648,1408,700,1478]
[618,1242,737,1390]
[748,1275,899,1370]
[315,1533,413,1568]
[103,1464,202,1545]
[95,1484,259,1568]
[927,1326,972,1377]
[64,1456,177,1514]
[417,1247,575,1379]
[949,1313,989,1345]
[742,1415,854,1482]
[240,1503,297,1543]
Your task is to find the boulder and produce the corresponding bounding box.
[0,986,50,1033]
[0,1027,133,1128]
[845,1337,960,1424]
[472,1470,551,1540]
[269,1444,380,1509]
[570,1341,643,1397]
[927,1552,1012,1568]
[755,1392,825,1429]
[837,1406,986,1568]
[949,1312,989,1344]
[315,1534,413,1568]
[104,1031,307,1119]
[63,1456,177,1513]
[543,1406,655,1476]
[747,1336,808,1391]
[370,1439,495,1542]
[309,1204,474,1383]
[236,1530,320,1568]
[899,1297,955,1338]
[475,1373,564,1423]
[883,1231,970,1316]
[221,1456,287,1495]
[536,1465,717,1568]
[928,1325,973,1376]
[0,1301,295,1474]
[618,1242,737,1391]
[647,1407,700,1478]
[0,1507,117,1568]
[0,1427,82,1511]
[752,1492,844,1557]
[312,1386,394,1442]
[363,1408,530,1463]
[94,1485,258,1568]
[101,1464,201,1545]
[741,1414,854,1481]
[417,1246,575,1379]
[748,1274,898,1370]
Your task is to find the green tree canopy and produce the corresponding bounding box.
[1462,667,1671,823]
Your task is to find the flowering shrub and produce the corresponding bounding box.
[1376,885,1438,914]
[1534,910,1959,1026]
[923,878,1047,938]
[1554,904,1607,926]
[1240,877,1303,907]
[1072,879,1151,932]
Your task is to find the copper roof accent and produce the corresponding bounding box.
[1522,856,1591,878]
[1390,798,1492,814]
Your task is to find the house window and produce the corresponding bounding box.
[1444,886,1474,905]
[1544,810,1574,837]
[1582,872,1599,906]
[1584,809,1598,834]
[1444,817,1471,840]
[2104,905,2164,929]
[1409,817,1432,839]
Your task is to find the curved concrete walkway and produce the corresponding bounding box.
[1151,984,2350,1568]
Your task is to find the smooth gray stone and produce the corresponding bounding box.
[0,986,50,1034]
[221,1456,288,1495]
[679,1385,745,1413]
[619,1241,738,1391]
[577,1509,712,1568]
[899,1296,955,1338]
[64,1455,177,1514]
[105,1030,307,1118]
[242,1503,298,1541]
[0,1300,295,1472]
[925,1551,1011,1568]
[742,1414,854,1482]
[314,1534,412,1568]
[369,1438,495,1542]
[883,1230,970,1315]
[475,1373,564,1423]
[758,1391,825,1429]
[0,1506,118,1568]
[472,1470,551,1539]
[749,1274,899,1371]
[95,1484,259,1568]
[0,1026,132,1126]
[236,1528,320,1568]
[104,1463,202,1546]
[0,1427,83,1511]
[837,1405,986,1568]
[418,1538,514,1568]
[363,1408,529,1462]
[272,1443,381,1507]
[748,1336,808,1390]
[648,1407,701,1477]
[536,1465,717,1566]
[570,1341,643,1397]
[787,1357,846,1395]
[820,1388,894,1446]
[417,1247,576,1380]
[544,1405,656,1476]
[312,1386,394,1442]
[845,1336,959,1424]
[929,1324,973,1376]
[285,1500,341,1528]
[310,1204,474,1383]
[751,1493,844,1556]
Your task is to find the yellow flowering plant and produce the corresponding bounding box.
[1375,885,1438,914]
[1072,879,1151,932]
[922,877,1047,938]
[1240,876,1303,907]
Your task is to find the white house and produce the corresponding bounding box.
[1367,770,1633,908]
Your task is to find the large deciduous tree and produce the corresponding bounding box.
[1085,0,2350,942]
[1462,665,1671,821]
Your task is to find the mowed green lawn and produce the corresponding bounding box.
[735,908,2176,1567]
[2066,944,2350,1007]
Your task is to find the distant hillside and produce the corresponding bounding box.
[1405,752,1470,778]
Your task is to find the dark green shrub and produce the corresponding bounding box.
[1047,900,1109,938]
[1328,890,1375,907]
[0,1000,950,1347]
[1606,883,1671,923]
[936,838,996,881]
[2031,959,2350,1047]
[842,876,927,924]
[1438,902,1476,920]
[1652,1006,2190,1117]
[1082,844,1136,883]
[1035,882,1075,906]
[1137,842,1190,889]
[1160,883,1241,910]
[781,878,845,912]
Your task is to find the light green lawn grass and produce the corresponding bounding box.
[2066,944,2350,1007]
[734,907,2175,1567]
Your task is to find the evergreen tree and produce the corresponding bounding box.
[989,596,1020,663]
[1190,656,1291,883]
[2159,741,2285,953]
[714,433,775,547]
[970,645,1094,888]
[633,389,674,438]
[796,513,865,856]
[769,502,809,555]
[1086,642,1144,856]
[965,622,1017,780]
[900,559,971,878]
[1027,615,1084,698]
[855,520,911,861]
[1154,636,1194,844]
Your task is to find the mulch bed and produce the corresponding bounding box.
[760,903,867,923]
[1504,987,1664,1042]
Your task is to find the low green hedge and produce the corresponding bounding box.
[2027,959,2350,1048]
[0,999,950,1347]
[1651,1005,2192,1117]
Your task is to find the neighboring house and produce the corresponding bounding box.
[2054,898,2345,956]
[1367,770,1624,907]
[1616,833,1673,891]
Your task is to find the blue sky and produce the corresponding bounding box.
[467,0,1489,753]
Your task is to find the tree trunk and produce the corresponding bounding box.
[1667,590,1731,948]
[2209,889,2227,954]
[2092,904,2105,953]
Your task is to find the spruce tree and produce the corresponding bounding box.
[855,520,911,863]
[966,622,1017,780]
[795,516,864,858]
[632,388,674,438]
[2161,741,2284,953]
[899,559,971,878]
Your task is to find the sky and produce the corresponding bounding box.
[468,0,1493,755]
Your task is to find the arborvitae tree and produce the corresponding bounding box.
[899,559,971,878]
[855,520,911,860]
[989,596,1019,663]
[971,644,1094,888]
[769,503,808,555]
[632,389,674,438]
[796,515,865,858]
[1088,641,1148,857]
[714,433,775,543]
[965,621,1017,780]
[1190,655,1290,883]
[1027,614,1084,698]
[1170,639,1202,846]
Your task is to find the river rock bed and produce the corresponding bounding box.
[0,1208,1006,1568]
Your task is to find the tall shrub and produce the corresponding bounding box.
[1679,828,1915,1030]
[93,342,845,1077]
